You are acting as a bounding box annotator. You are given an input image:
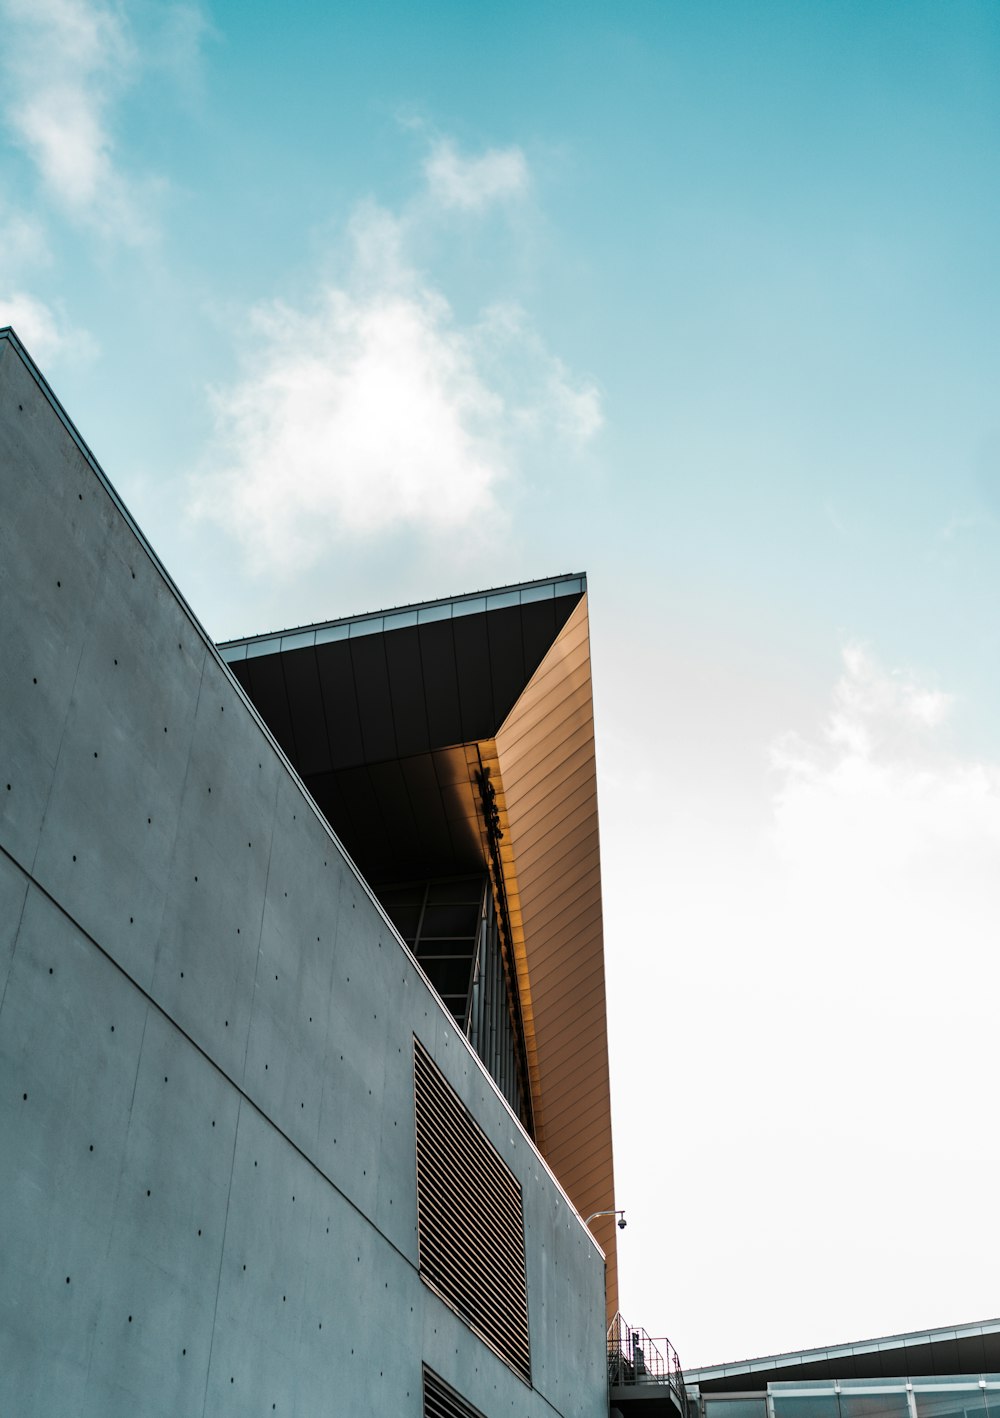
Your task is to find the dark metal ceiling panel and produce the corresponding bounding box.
[280,647,331,775]
[486,604,526,727]
[314,641,365,769]
[417,620,463,747]
[397,753,459,872]
[452,612,495,742]
[243,654,296,760]
[331,763,387,865]
[384,626,431,757]
[518,597,557,677]
[349,633,397,763]
[302,768,358,851]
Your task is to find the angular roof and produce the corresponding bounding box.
[687,1316,1000,1391]
[220,575,620,1314]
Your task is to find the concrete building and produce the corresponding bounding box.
[0,325,612,1417]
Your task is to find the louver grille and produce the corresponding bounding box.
[423,1367,488,1418]
[414,1039,531,1384]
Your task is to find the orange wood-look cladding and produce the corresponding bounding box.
[493,593,618,1321]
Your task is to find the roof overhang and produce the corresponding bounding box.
[219,575,618,1313]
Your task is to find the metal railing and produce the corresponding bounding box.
[608,1313,687,1411]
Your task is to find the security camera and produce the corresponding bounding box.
[617,1215,627,1231]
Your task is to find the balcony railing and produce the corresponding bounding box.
[608,1312,687,1412]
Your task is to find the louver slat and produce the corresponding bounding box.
[414,1040,531,1384]
[423,1367,488,1418]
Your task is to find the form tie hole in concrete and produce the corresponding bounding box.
[180,971,184,978]
[129,917,133,925]
[114,659,117,666]
[147,818,151,825]
[146,1190,151,1197]
[224,1021,228,1027]
[194,876,198,882]
[23,1093,27,1101]
[182,1349,186,1356]
[131,570,135,579]
[128,1315,132,1323]
[110,1025,114,1032]
[211,1119,214,1126]
[78,494,82,501]
[72,854,77,861]
[49,968,53,975]
[242,1264,246,1271]
[198,1229,201,1236]
[264,1064,268,1071]
[66,1277,70,1284]
[56,580,61,588]
[33,677,37,684]
[93,752,98,758]
[89,1144,93,1151]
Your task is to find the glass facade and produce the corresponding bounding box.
[701,1379,1000,1418]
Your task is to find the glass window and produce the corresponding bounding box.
[840,1392,910,1418]
[915,1390,990,1418]
[705,1398,768,1418]
[772,1396,841,1418]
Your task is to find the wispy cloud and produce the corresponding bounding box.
[424,138,529,211]
[771,642,1000,898]
[0,290,99,365]
[0,0,182,241]
[193,179,602,574]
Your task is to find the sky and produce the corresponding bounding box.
[3,0,1000,1370]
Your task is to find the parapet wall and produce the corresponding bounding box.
[0,331,607,1418]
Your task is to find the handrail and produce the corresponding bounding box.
[608,1312,687,1412]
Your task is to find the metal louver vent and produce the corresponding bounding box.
[414,1038,531,1384]
[423,1367,488,1418]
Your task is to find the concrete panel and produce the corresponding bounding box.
[31,547,208,991]
[0,848,29,1002]
[0,884,148,1383]
[87,1007,241,1416]
[150,661,281,1083]
[0,346,113,872]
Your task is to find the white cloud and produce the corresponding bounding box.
[0,290,98,365]
[193,201,602,573]
[424,139,529,211]
[770,643,1000,965]
[0,0,159,240]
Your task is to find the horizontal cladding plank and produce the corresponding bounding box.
[533,995,609,1058]
[498,671,594,765]
[514,831,601,901]
[545,1134,616,1194]
[520,903,604,972]
[535,1046,612,1107]
[517,875,603,942]
[499,679,592,769]
[524,967,604,1038]
[501,731,596,813]
[530,955,608,1018]
[523,919,604,997]
[500,775,599,861]
[538,1090,614,1155]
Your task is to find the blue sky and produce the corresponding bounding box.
[3,0,1000,1366]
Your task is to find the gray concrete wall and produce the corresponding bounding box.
[0,331,608,1418]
